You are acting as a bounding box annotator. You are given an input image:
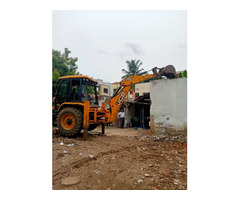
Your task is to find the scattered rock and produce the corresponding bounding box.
[79,153,84,156]
[67,144,75,147]
[63,150,68,154]
[149,164,153,167]
[60,141,64,146]
[89,155,94,158]
[173,179,180,185]
[61,177,80,186]
[93,169,100,174]
[137,179,143,183]
[145,173,150,177]
[136,147,141,151]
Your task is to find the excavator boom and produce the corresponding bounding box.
[107,65,177,123]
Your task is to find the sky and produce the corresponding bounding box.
[52,10,187,83]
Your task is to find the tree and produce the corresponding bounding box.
[183,70,187,78]
[52,48,79,95]
[87,85,95,94]
[121,59,145,79]
[179,72,183,78]
[52,68,60,95]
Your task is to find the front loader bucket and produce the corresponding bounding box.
[152,65,177,79]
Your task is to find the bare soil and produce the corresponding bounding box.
[52,126,187,190]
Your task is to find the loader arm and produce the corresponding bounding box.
[107,65,177,123]
[108,73,157,122]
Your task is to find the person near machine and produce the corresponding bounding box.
[117,108,125,128]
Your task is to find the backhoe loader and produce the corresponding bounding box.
[52,65,177,139]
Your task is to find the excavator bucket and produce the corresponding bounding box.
[152,65,177,79]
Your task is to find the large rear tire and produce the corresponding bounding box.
[57,107,83,137]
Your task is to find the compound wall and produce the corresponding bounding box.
[150,78,187,136]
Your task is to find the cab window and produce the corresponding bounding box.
[81,79,89,102]
[70,79,81,101]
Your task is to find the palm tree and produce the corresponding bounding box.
[121,59,145,79]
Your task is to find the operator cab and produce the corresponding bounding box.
[54,75,99,110]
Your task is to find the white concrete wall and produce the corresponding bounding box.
[150,78,187,134]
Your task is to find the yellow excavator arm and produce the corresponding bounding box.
[107,65,177,122]
[108,73,156,122]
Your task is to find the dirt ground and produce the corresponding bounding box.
[52,126,187,190]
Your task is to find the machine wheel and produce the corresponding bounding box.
[88,124,99,131]
[57,107,83,137]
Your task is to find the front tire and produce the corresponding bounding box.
[57,107,83,137]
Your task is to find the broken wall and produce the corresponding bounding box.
[150,78,187,136]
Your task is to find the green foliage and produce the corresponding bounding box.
[183,70,187,78]
[133,117,139,122]
[52,68,60,96]
[52,48,79,95]
[179,72,183,78]
[121,59,145,79]
[87,86,95,94]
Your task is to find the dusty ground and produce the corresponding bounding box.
[52,126,187,190]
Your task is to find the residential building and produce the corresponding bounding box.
[96,79,113,97]
[94,79,113,108]
[99,84,110,96]
[135,82,150,97]
[112,82,120,94]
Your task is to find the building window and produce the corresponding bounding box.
[103,88,108,94]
